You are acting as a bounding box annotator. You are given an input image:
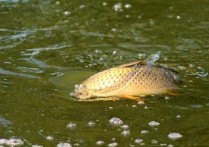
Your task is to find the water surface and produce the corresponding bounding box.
[0,0,209,146]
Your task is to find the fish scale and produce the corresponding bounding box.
[70,53,182,101]
[83,68,133,91]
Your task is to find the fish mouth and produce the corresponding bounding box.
[69,92,91,99]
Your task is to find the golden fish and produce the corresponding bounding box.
[70,53,182,101]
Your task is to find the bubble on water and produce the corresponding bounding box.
[151,140,158,144]
[113,3,123,12]
[168,144,174,147]
[107,142,118,147]
[121,130,131,137]
[144,105,149,109]
[134,138,143,144]
[176,15,181,19]
[94,49,101,53]
[111,28,117,32]
[5,137,24,146]
[197,66,204,70]
[55,1,60,5]
[66,122,77,130]
[132,105,137,108]
[109,107,113,110]
[120,124,129,130]
[124,3,132,9]
[0,139,7,145]
[164,96,170,100]
[96,140,105,146]
[176,115,181,119]
[46,136,54,141]
[190,104,203,109]
[125,15,130,18]
[140,130,149,134]
[164,57,168,60]
[56,142,72,147]
[74,143,80,146]
[138,15,142,19]
[168,132,182,140]
[149,19,155,25]
[160,143,167,146]
[87,121,96,127]
[79,5,85,9]
[148,121,160,127]
[63,11,71,16]
[102,2,107,6]
[109,117,124,127]
[189,64,194,68]
[32,145,43,147]
[138,101,145,105]
[112,50,117,55]
[3,61,12,64]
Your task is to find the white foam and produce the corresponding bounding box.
[168,132,182,140]
[148,121,160,127]
[176,115,181,119]
[121,130,131,137]
[66,122,77,129]
[113,3,123,12]
[87,121,96,127]
[56,142,72,147]
[134,138,143,144]
[107,142,118,147]
[140,130,149,134]
[7,138,24,146]
[120,124,129,130]
[151,140,158,144]
[124,3,132,9]
[32,145,43,147]
[0,139,7,145]
[46,136,54,141]
[63,11,71,16]
[96,140,105,146]
[109,117,123,127]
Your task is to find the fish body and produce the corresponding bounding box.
[70,53,181,101]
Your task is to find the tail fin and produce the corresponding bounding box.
[164,67,183,85]
[170,69,183,85]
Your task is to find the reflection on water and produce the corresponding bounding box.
[0,0,209,146]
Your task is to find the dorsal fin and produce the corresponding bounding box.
[144,51,160,65]
[116,52,160,68]
[116,61,145,68]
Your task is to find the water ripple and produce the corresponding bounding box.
[0,68,39,79]
[21,43,71,57]
[0,116,12,126]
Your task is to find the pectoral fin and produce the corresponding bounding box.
[118,95,144,102]
[166,89,177,96]
[78,97,120,102]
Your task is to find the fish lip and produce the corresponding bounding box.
[69,92,91,99]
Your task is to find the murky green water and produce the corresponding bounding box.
[0,0,209,146]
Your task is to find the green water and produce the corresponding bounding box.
[0,0,209,146]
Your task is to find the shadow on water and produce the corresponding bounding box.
[49,70,96,100]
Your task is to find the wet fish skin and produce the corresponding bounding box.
[70,53,182,100]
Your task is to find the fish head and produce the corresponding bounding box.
[70,84,92,99]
